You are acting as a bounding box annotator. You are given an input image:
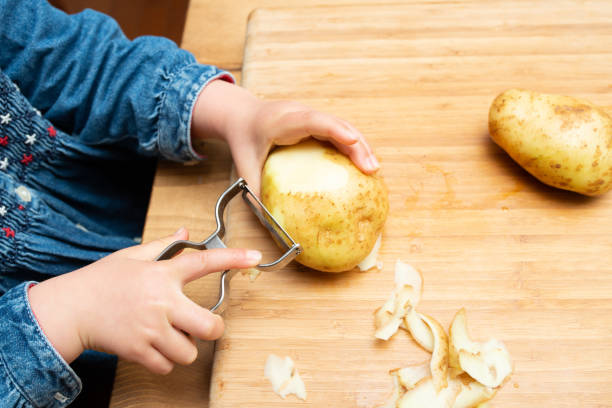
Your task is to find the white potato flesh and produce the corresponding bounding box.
[265,142,350,194]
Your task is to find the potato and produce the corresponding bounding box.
[489,89,612,196]
[261,139,388,272]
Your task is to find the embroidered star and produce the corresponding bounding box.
[47,126,56,138]
[24,134,36,145]
[0,113,11,125]
[0,206,6,217]
[0,136,7,146]
[2,227,15,238]
[20,154,33,165]
[0,157,8,170]
[34,108,42,116]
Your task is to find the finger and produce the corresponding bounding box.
[274,110,380,173]
[171,297,225,340]
[275,110,359,147]
[327,136,379,174]
[234,153,264,196]
[335,119,380,172]
[151,326,199,366]
[138,346,175,375]
[165,248,262,284]
[123,227,190,261]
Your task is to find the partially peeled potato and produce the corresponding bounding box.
[261,139,388,272]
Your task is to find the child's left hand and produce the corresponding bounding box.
[191,80,380,193]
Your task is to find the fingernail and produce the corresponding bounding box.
[347,133,359,144]
[174,227,186,236]
[246,250,262,264]
[368,155,380,171]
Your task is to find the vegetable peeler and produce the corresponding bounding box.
[155,178,301,313]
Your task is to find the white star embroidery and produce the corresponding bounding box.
[34,108,42,116]
[0,206,6,217]
[0,113,11,125]
[0,157,8,170]
[24,134,37,145]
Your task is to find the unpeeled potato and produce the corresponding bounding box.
[489,89,612,196]
[261,139,388,272]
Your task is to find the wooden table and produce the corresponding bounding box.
[111,1,612,407]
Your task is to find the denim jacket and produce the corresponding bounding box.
[0,0,233,406]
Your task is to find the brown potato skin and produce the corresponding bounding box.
[261,141,388,272]
[489,89,612,196]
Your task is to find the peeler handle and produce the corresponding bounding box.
[155,235,226,261]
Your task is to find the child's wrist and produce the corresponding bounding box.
[28,277,85,363]
[191,80,260,143]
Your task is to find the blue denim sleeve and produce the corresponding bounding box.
[0,0,234,161]
[0,282,82,407]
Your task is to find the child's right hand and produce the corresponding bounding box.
[28,228,261,374]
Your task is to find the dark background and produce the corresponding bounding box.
[49,0,189,44]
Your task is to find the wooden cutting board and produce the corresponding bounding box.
[212,2,612,407]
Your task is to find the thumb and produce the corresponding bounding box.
[232,148,265,196]
[121,227,190,261]
[166,248,262,284]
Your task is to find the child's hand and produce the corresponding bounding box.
[191,80,380,193]
[28,228,261,374]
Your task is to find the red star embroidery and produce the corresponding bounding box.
[2,227,15,238]
[0,136,7,146]
[20,154,33,165]
[47,126,56,138]
[18,205,24,211]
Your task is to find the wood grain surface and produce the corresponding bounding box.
[210,2,612,407]
[182,0,385,71]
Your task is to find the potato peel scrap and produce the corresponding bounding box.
[358,234,383,271]
[375,284,415,340]
[420,314,449,392]
[240,267,262,282]
[379,371,403,408]
[392,362,430,390]
[394,260,423,302]
[404,309,434,352]
[450,309,513,388]
[397,376,461,408]
[374,260,423,341]
[264,354,306,400]
[375,261,512,408]
[451,374,496,408]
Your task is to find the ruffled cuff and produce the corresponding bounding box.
[0,282,81,407]
[157,63,235,161]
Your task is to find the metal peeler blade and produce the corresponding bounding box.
[155,178,301,314]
